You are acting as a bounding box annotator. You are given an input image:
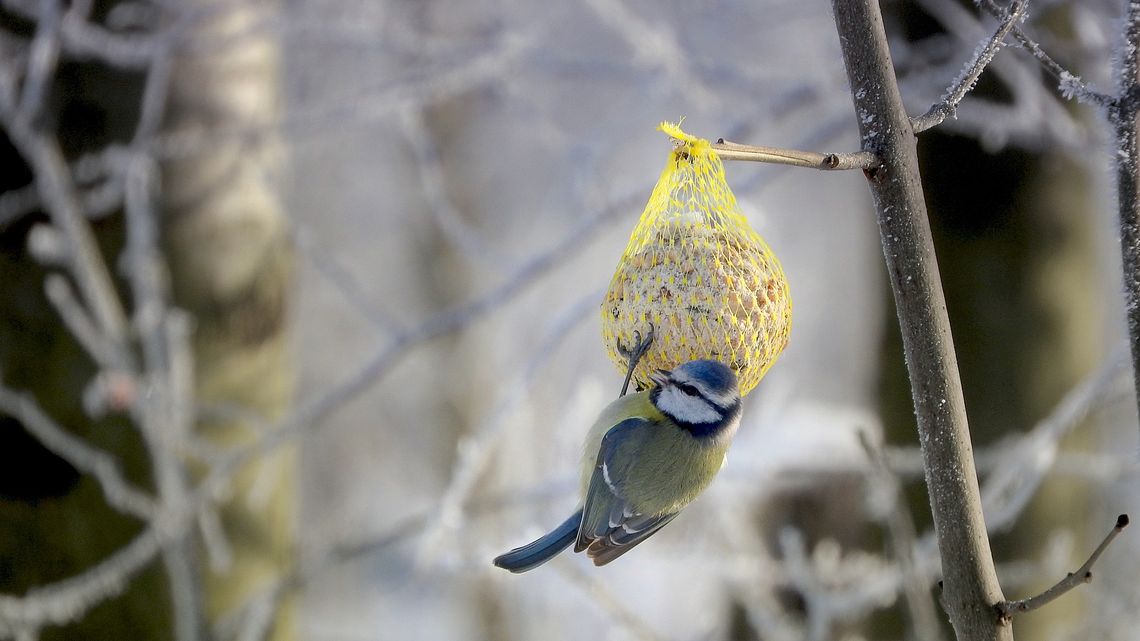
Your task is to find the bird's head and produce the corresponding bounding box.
[649,360,742,438]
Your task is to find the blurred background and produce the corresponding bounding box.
[1,0,1138,640]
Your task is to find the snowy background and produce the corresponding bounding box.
[282,1,1136,640]
[2,0,1138,639]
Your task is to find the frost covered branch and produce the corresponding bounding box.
[420,291,600,558]
[0,528,164,637]
[975,0,1113,108]
[980,352,1130,532]
[911,0,1026,133]
[0,387,157,520]
[1109,0,1140,440]
[860,433,944,641]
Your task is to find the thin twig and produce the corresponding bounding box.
[0,523,164,634]
[292,228,405,334]
[859,432,945,641]
[43,274,129,372]
[124,152,202,641]
[581,0,713,108]
[152,30,533,162]
[975,0,1114,108]
[400,107,515,267]
[995,515,1131,622]
[0,160,127,229]
[423,290,601,556]
[0,120,132,355]
[776,527,900,641]
[555,562,665,641]
[0,386,158,520]
[197,185,636,501]
[214,482,575,640]
[196,506,233,573]
[981,353,1129,532]
[15,0,61,123]
[911,0,1026,133]
[711,139,877,170]
[0,7,131,350]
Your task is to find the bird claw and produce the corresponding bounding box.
[617,322,654,397]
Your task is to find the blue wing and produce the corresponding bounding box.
[574,417,679,566]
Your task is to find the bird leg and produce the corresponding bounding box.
[616,322,654,397]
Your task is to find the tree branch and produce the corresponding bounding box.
[975,0,1113,108]
[710,139,877,170]
[0,115,131,355]
[1109,1,1140,442]
[830,2,1009,639]
[911,0,1026,133]
[860,432,945,641]
[0,386,157,520]
[995,515,1130,622]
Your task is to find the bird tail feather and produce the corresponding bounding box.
[492,509,582,573]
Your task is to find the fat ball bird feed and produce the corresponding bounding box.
[600,122,792,396]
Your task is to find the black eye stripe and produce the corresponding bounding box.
[676,383,699,396]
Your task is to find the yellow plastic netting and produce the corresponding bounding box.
[600,122,792,396]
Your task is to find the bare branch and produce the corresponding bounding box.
[912,0,1026,133]
[196,507,233,574]
[123,151,202,641]
[830,1,1009,639]
[421,291,600,556]
[0,119,131,353]
[860,432,945,641]
[213,483,575,640]
[399,107,516,267]
[197,186,637,500]
[15,0,61,123]
[555,562,665,641]
[982,353,1129,532]
[1109,0,1140,443]
[776,527,900,641]
[711,139,878,171]
[0,147,128,229]
[995,515,1131,622]
[0,526,163,634]
[43,274,129,373]
[153,30,534,162]
[0,386,157,520]
[293,227,405,334]
[975,0,1114,108]
[581,0,714,108]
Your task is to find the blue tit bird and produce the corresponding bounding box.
[493,358,742,572]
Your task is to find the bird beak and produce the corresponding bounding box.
[649,368,671,387]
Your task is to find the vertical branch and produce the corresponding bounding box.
[829,2,1010,640]
[1110,3,1140,438]
[125,155,202,641]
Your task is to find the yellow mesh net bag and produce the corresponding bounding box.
[600,122,792,396]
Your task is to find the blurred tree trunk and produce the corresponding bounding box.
[0,1,295,639]
[162,1,296,639]
[877,3,1101,639]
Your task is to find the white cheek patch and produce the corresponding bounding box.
[656,387,721,424]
